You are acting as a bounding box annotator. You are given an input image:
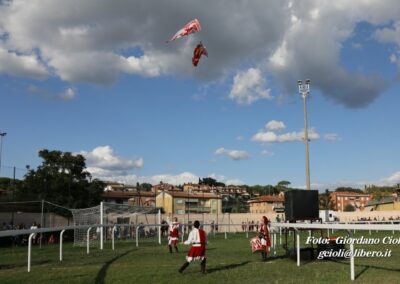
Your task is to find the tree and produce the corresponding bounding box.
[319,189,334,210]
[140,183,152,192]
[344,203,355,212]
[277,180,291,188]
[335,187,363,193]
[16,149,104,209]
[202,177,225,187]
[276,180,293,192]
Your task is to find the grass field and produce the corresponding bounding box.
[1,231,400,284]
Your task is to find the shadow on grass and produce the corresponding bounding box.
[266,254,288,261]
[0,260,51,270]
[207,261,250,274]
[95,249,135,284]
[328,259,400,279]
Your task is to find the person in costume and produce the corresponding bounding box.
[258,216,271,261]
[168,217,180,253]
[178,220,207,274]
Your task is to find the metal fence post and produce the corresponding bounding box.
[87,227,92,254]
[100,202,104,250]
[59,229,66,261]
[296,229,300,267]
[27,233,35,272]
[158,209,161,245]
[136,226,139,247]
[112,226,116,250]
[350,242,355,280]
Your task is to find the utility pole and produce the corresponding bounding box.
[0,132,7,177]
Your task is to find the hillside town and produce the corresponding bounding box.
[101,180,400,215]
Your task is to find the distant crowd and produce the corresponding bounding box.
[352,216,400,222]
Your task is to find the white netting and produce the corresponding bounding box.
[71,202,158,246]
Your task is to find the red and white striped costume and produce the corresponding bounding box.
[258,223,271,251]
[168,221,180,246]
[184,227,206,262]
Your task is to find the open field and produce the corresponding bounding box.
[1,231,400,284]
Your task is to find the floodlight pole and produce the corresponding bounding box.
[0,132,6,177]
[298,80,311,190]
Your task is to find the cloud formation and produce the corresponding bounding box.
[265,120,286,130]
[79,145,143,174]
[215,147,250,160]
[208,173,244,185]
[59,88,76,100]
[261,150,274,156]
[252,128,320,142]
[228,68,272,104]
[1,0,399,107]
[324,133,340,141]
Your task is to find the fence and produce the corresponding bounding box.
[270,221,400,281]
[1,220,400,281]
[0,222,249,272]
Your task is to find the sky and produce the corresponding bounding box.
[1,0,400,190]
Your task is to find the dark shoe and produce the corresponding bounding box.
[175,246,179,253]
[201,259,206,274]
[179,262,190,273]
[169,245,173,253]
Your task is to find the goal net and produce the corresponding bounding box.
[71,202,158,246]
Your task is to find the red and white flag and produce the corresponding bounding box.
[168,19,201,42]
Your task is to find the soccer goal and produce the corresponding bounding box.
[70,202,158,247]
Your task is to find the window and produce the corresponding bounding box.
[177,199,183,204]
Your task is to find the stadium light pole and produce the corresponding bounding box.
[0,132,6,177]
[298,80,311,191]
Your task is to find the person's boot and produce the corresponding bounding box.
[169,245,173,253]
[200,258,207,274]
[261,251,265,261]
[263,251,267,261]
[179,262,190,273]
[175,245,179,253]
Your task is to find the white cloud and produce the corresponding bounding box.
[295,170,400,191]
[0,47,48,79]
[265,120,285,130]
[324,133,340,141]
[0,0,399,107]
[215,147,250,160]
[266,0,392,108]
[208,173,244,185]
[381,171,400,185]
[59,88,76,100]
[261,150,274,156]
[252,128,320,143]
[86,171,199,186]
[390,53,397,63]
[79,145,143,172]
[228,68,272,104]
[86,169,245,186]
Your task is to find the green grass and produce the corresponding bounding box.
[1,231,400,283]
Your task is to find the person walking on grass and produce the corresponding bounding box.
[178,220,207,274]
[258,216,271,261]
[168,217,180,253]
